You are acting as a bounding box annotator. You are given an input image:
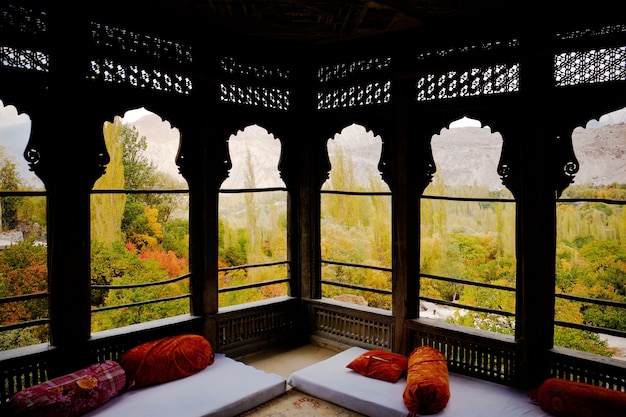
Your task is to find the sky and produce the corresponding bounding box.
[0,100,41,188]
[121,107,153,124]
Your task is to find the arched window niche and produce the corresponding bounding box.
[90,107,190,333]
[218,124,289,308]
[555,106,626,360]
[320,123,393,310]
[420,116,516,335]
[0,100,48,351]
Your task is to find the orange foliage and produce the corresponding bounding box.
[125,241,139,254]
[0,261,48,325]
[139,248,188,278]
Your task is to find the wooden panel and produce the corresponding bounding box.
[217,297,302,357]
[406,318,517,386]
[306,299,394,350]
[549,347,626,391]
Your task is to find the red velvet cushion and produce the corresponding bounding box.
[119,334,215,389]
[531,377,626,417]
[346,349,408,382]
[402,346,450,416]
[8,360,126,417]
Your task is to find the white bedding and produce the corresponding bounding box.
[287,346,551,417]
[84,353,286,417]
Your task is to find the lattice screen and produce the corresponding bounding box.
[416,63,519,102]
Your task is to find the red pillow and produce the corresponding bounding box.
[8,360,125,417]
[531,377,626,417]
[402,346,450,416]
[119,334,214,389]
[346,349,408,382]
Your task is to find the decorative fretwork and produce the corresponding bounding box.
[217,298,299,356]
[416,63,519,102]
[555,46,626,87]
[557,23,626,41]
[317,56,391,83]
[221,56,290,80]
[90,22,193,64]
[307,300,394,349]
[0,3,47,35]
[88,58,193,94]
[549,348,626,391]
[416,38,519,61]
[219,83,290,110]
[0,348,50,405]
[317,80,391,110]
[0,45,48,72]
[408,320,517,386]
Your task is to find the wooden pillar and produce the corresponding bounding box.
[515,20,557,389]
[177,92,232,346]
[390,78,422,355]
[45,5,100,373]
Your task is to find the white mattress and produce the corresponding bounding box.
[85,353,286,417]
[287,346,552,417]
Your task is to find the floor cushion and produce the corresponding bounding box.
[8,360,126,417]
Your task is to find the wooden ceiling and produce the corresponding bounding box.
[101,0,528,45]
[76,0,616,48]
[188,0,518,42]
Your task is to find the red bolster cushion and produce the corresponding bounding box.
[8,360,126,417]
[119,334,215,389]
[402,346,450,416]
[531,377,626,417]
[346,349,408,382]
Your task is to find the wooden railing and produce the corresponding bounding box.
[305,298,395,350]
[216,296,302,357]
[549,346,626,391]
[407,318,517,385]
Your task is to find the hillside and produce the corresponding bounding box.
[125,108,626,190]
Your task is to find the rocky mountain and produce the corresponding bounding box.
[430,125,508,192]
[220,125,285,189]
[127,112,184,183]
[571,122,626,185]
[127,108,626,190]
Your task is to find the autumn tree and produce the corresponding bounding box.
[90,115,190,330]
[92,117,126,245]
[0,239,48,348]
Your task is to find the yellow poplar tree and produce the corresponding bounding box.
[92,117,126,245]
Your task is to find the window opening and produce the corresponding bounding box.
[218,125,289,307]
[90,108,189,332]
[320,124,392,309]
[0,100,48,351]
[555,106,626,359]
[420,117,516,335]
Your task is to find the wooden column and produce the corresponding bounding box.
[515,19,557,389]
[45,6,99,373]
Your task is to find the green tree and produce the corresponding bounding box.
[162,218,189,258]
[122,124,158,191]
[0,156,22,230]
[91,241,188,331]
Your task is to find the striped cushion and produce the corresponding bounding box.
[8,360,126,417]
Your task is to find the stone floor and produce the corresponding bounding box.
[237,341,365,417]
[237,342,341,380]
